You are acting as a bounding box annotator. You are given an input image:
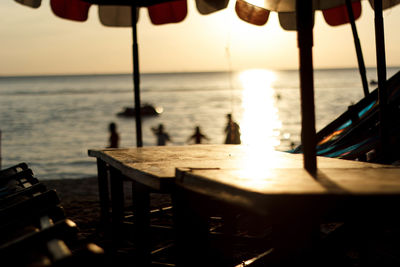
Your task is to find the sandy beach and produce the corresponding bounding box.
[42,176,171,233]
[42,177,102,242]
[41,177,173,265]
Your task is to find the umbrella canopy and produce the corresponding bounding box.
[14,0,400,169]
[15,0,400,26]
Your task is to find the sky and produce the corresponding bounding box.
[1,1,400,76]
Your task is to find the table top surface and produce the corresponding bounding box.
[176,166,400,195]
[176,165,400,215]
[88,145,396,192]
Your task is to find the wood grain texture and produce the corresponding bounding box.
[88,144,397,194]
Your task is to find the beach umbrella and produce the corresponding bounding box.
[14,0,400,169]
[234,0,400,170]
[238,0,400,168]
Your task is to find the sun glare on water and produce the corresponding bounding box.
[235,69,283,181]
[239,69,282,148]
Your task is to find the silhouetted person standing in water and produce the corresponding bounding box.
[224,114,241,144]
[187,126,210,144]
[108,122,120,148]
[152,124,171,146]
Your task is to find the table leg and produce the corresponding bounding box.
[132,181,151,266]
[96,159,110,226]
[173,187,210,267]
[109,166,124,240]
[270,205,320,266]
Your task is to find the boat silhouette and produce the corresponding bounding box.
[117,104,163,117]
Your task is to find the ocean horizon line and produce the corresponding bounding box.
[2,66,400,79]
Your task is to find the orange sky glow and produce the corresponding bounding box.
[1,1,400,75]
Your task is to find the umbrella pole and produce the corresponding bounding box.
[345,0,369,96]
[296,0,317,173]
[374,0,389,162]
[131,6,143,147]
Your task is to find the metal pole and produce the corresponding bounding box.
[345,0,369,96]
[0,130,2,169]
[131,5,143,147]
[296,0,317,173]
[374,0,389,162]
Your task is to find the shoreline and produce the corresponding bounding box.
[42,176,99,204]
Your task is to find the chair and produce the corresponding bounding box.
[0,162,29,180]
[291,71,400,163]
[0,163,106,266]
[0,168,42,198]
[0,216,106,267]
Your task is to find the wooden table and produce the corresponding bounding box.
[88,145,266,221]
[88,144,278,264]
[174,151,400,266]
[89,144,387,222]
[88,145,400,265]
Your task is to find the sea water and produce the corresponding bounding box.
[0,67,398,180]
